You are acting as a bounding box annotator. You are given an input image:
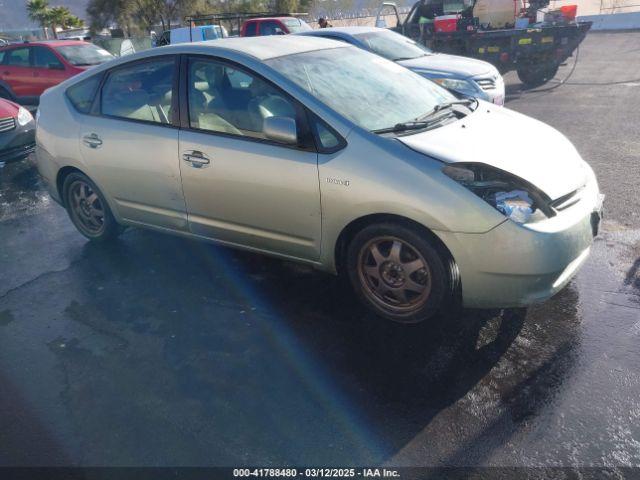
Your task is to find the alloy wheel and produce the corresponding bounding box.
[69,180,105,235]
[357,236,432,315]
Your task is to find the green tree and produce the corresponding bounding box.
[26,0,52,39]
[49,6,83,38]
[275,0,298,13]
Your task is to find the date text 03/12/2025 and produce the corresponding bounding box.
[233,468,400,478]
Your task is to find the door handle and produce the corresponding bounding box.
[182,150,210,168]
[82,133,103,149]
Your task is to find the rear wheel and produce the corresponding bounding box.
[63,172,123,242]
[346,223,456,324]
[517,61,559,88]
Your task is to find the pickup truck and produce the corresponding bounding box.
[378,1,591,87]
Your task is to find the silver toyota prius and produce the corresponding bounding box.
[35,36,604,324]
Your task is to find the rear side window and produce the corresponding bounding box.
[66,75,101,113]
[101,58,174,124]
[4,48,30,67]
[244,22,257,36]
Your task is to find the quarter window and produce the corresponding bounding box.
[67,75,101,114]
[187,58,296,140]
[101,58,174,124]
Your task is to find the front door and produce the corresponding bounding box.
[78,56,187,231]
[31,46,68,95]
[178,57,321,261]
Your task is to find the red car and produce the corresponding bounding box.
[0,40,114,104]
[0,98,35,164]
[240,16,312,36]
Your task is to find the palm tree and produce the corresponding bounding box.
[49,6,82,38]
[26,0,51,39]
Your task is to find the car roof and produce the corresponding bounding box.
[158,35,348,60]
[0,39,88,49]
[246,16,300,22]
[301,26,382,36]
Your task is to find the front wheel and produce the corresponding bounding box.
[63,172,123,242]
[346,223,457,324]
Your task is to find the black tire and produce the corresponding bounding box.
[62,172,123,242]
[517,62,559,88]
[346,223,457,324]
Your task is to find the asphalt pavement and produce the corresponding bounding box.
[0,31,639,469]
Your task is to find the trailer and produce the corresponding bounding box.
[377,1,591,87]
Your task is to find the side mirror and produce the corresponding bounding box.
[48,63,64,70]
[263,116,297,145]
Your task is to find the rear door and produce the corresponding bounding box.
[77,56,187,231]
[0,47,34,99]
[31,46,68,95]
[178,56,321,261]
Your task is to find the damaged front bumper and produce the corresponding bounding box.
[436,177,604,308]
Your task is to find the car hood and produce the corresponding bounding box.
[398,53,494,78]
[398,104,588,200]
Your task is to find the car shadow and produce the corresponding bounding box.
[30,227,581,466]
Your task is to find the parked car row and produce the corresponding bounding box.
[34,36,603,323]
[0,40,114,104]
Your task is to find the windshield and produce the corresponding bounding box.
[354,30,432,61]
[283,18,312,32]
[266,46,454,132]
[55,44,114,66]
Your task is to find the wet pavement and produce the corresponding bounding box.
[0,32,639,468]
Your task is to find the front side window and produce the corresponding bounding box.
[266,46,454,132]
[33,46,64,69]
[354,30,432,61]
[4,48,29,67]
[55,44,113,67]
[101,58,174,124]
[261,21,284,36]
[187,58,296,140]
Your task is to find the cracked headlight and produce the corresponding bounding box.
[17,106,33,126]
[443,164,552,224]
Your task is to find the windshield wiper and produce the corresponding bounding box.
[415,98,477,121]
[372,98,477,135]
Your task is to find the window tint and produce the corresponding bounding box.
[101,58,174,124]
[261,21,284,35]
[244,22,257,36]
[5,48,30,67]
[188,58,296,140]
[0,51,5,64]
[67,75,101,113]
[33,46,63,68]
